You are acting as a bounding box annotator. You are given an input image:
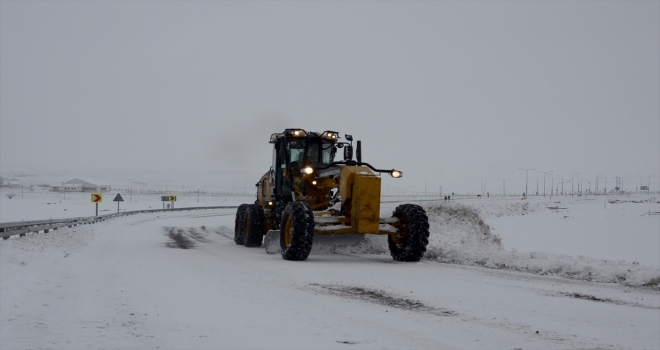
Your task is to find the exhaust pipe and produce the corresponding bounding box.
[356,140,362,163]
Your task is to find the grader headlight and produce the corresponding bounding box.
[285,129,307,138]
[391,170,403,178]
[303,166,314,175]
[321,130,340,140]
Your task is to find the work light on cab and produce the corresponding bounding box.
[285,129,307,138]
[321,130,340,140]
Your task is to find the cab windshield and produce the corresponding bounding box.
[276,139,336,195]
[288,141,334,168]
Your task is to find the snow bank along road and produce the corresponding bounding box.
[1,208,659,349]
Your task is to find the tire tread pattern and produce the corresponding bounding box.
[244,204,265,247]
[234,204,249,245]
[280,202,315,261]
[388,204,430,262]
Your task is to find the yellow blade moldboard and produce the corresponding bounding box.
[351,174,381,233]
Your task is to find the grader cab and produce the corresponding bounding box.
[234,128,429,261]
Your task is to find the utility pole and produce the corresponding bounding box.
[550,174,554,200]
[571,173,580,197]
[539,171,552,198]
[519,168,536,199]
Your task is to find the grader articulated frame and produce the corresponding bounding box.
[234,129,430,261]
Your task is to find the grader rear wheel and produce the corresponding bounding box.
[244,204,265,247]
[388,204,430,262]
[279,202,314,261]
[234,204,249,245]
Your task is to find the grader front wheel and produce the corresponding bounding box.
[388,204,430,262]
[279,202,314,261]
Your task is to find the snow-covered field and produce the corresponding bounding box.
[1,192,659,349]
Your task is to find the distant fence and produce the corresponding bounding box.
[0,205,239,240]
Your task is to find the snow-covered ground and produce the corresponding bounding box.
[1,193,659,349]
[0,189,252,222]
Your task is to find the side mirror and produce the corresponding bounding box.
[344,145,353,161]
[345,134,353,141]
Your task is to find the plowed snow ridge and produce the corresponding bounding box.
[336,203,659,287]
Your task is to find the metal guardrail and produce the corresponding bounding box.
[0,205,239,240]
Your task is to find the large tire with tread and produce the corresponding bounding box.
[234,204,249,245]
[388,204,430,262]
[272,201,286,230]
[279,202,314,261]
[244,204,265,247]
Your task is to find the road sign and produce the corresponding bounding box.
[641,186,649,191]
[161,196,169,201]
[113,193,124,213]
[615,187,620,191]
[169,195,177,202]
[92,193,103,216]
[91,193,103,203]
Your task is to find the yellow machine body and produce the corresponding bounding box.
[257,164,394,236]
[243,129,427,262]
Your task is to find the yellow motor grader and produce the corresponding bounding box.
[234,128,429,261]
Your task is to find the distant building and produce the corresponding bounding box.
[49,184,83,192]
[6,181,21,188]
[49,178,110,193]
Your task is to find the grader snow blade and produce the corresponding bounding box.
[263,230,280,254]
[263,229,365,254]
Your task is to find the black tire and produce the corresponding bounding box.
[388,204,430,262]
[279,202,315,261]
[244,204,265,247]
[272,201,286,230]
[234,204,249,245]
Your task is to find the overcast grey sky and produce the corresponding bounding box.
[1,1,658,193]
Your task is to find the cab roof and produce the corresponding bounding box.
[269,129,340,144]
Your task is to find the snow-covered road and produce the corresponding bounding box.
[1,209,659,349]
